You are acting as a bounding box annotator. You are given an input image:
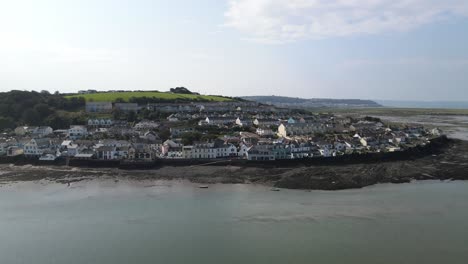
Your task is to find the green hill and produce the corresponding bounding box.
[65,91,235,102]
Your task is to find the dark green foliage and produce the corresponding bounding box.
[22,109,41,126]
[169,87,198,95]
[126,111,137,122]
[0,116,15,130]
[45,114,71,129]
[158,129,171,141]
[181,132,203,145]
[112,108,123,120]
[34,104,53,119]
[364,116,382,122]
[0,90,85,130]
[127,96,209,104]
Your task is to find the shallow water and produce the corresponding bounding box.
[375,114,468,140]
[1,180,468,264]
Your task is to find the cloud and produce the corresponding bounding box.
[340,57,468,69]
[224,0,468,43]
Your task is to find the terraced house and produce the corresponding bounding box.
[85,102,113,113]
[23,138,51,157]
[277,123,331,137]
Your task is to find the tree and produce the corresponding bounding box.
[112,108,123,120]
[45,114,70,129]
[181,132,202,145]
[0,116,14,131]
[170,87,196,94]
[126,111,137,123]
[22,109,41,126]
[140,108,151,120]
[34,104,53,119]
[158,129,171,141]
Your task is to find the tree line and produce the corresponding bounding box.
[0,90,86,130]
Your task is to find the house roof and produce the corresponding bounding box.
[32,138,50,147]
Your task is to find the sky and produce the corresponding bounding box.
[0,0,467,101]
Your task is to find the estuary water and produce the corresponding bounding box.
[1,180,468,264]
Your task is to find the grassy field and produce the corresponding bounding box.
[65,91,234,102]
[309,107,468,116]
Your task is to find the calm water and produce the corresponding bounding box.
[1,180,468,264]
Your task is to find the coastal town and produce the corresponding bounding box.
[0,97,442,163]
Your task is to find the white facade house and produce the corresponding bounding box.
[277,123,329,138]
[68,126,88,140]
[215,143,238,158]
[235,118,248,127]
[32,126,53,138]
[247,145,275,161]
[167,148,184,158]
[190,142,217,159]
[24,138,50,156]
[87,119,113,127]
[237,144,251,159]
[334,142,347,152]
[204,117,236,126]
[182,142,238,159]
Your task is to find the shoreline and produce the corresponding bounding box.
[1,137,467,190]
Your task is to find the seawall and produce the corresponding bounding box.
[0,136,453,170]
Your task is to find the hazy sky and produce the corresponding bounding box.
[1,0,467,101]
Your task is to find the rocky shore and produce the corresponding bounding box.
[1,138,467,190]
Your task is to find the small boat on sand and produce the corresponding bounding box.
[199,185,209,189]
[271,188,280,192]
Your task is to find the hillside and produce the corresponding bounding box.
[242,96,382,108]
[0,90,85,130]
[65,91,235,103]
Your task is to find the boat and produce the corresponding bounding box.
[271,188,280,192]
[198,185,209,189]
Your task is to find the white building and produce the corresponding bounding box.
[190,142,217,159]
[87,119,113,127]
[247,145,275,161]
[277,123,329,138]
[237,144,251,159]
[24,138,51,157]
[68,126,88,140]
[32,126,54,138]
